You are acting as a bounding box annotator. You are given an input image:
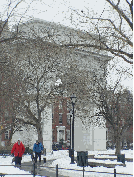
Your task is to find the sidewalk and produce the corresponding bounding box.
[20,159,66,177]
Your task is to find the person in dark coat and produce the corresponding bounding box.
[33,140,43,163]
[11,139,25,166]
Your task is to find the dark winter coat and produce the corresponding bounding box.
[33,142,43,153]
[11,142,25,157]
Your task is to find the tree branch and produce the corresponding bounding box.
[0,0,23,36]
[91,17,133,47]
[18,119,37,127]
[62,43,133,64]
[106,0,133,30]
[126,0,133,20]
[24,104,38,123]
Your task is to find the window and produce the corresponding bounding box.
[59,113,62,124]
[59,130,64,139]
[67,113,70,125]
[59,100,62,109]
[4,110,9,121]
[5,131,9,139]
[67,100,70,111]
[66,129,70,141]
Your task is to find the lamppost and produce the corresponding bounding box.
[70,93,76,164]
[69,110,72,158]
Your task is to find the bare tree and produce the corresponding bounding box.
[0,0,41,145]
[63,0,133,64]
[90,68,133,155]
[0,61,25,144]
[0,0,24,44]
[107,89,133,151]
[7,34,74,143]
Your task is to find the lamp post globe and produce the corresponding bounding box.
[70,93,77,104]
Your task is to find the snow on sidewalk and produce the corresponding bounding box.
[0,157,30,176]
[0,149,133,177]
[0,155,41,177]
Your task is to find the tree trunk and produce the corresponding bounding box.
[115,131,121,155]
[37,123,43,145]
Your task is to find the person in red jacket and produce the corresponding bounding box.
[11,139,25,166]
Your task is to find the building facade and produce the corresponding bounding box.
[52,97,70,146]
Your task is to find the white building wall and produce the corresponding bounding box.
[74,117,84,151]
[74,117,106,151]
[93,127,106,150]
[42,106,52,153]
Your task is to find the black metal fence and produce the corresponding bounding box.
[0,164,133,177]
[54,166,133,177]
[0,163,59,177]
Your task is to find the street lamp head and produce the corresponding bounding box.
[70,93,77,104]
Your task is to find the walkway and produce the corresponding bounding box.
[20,159,67,177]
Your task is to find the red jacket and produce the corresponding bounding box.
[11,142,25,157]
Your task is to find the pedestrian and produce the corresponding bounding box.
[33,140,43,163]
[11,138,25,167]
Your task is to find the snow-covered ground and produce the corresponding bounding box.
[46,149,133,177]
[0,155,35,177]
[0,149,133,177]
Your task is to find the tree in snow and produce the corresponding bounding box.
[106,89,133,151]
[90,67,133,155]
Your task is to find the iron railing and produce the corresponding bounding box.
[0,163,133,177]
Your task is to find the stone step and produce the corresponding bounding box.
[88,155,95,158]
[74,157,126,168]
[88,161,126,168]
[97,154,115,156]
[94,157,133,162]
[74,154,131,168]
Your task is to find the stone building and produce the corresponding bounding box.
[1,19,111,151]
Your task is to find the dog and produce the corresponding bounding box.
[12,156,22,163]
[12,157,15,163]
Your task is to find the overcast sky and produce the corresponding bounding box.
[0,0,107,27]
